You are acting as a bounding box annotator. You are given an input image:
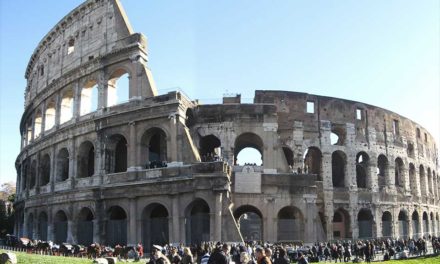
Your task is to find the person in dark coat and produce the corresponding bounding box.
[208,243,229,264]
[255,247,272,264]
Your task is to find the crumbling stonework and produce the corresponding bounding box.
[15,0,439,246]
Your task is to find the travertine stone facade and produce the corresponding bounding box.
[15,0,439,247]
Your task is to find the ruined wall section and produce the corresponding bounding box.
[24,0,132,107]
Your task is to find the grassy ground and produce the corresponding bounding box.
[388,255,440,263]
[0,249,92,264]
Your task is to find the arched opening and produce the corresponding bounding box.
[282,147,294,168]
[106,206,127,246]
[54,210,68,244]
[142,203,169,250]
[106,135,127,173]
[108,70,130,107]
[26,120,33,145]
[45,101,56,131]
[185,199,210,245]
[356,152,369,188]
[185,108,196,128]
[412,211,420,238]
[377,154,388,189]
[27,214,34,239]
[398,210,409,238]
[358,209,373,239]
[332,208,351,239]
[40,154,50,186]
[407,143,415,158]
[303,147,322,180]
[420,165,426,196]
[408,163,417,196]
[199,135,221,162]
[38,212,48,241]
[234,133,264,166]
[423,212,429,237]
[30,160,36,188]
[332,151,346,187]
[56,148,69,182]
[382,211,392,238]
[394,157,405,188]
[34,111,42,138]
[277,206,304,242]
[331,124,345,146]
[141,128,167,168]
[234,205,263,242]
[67,38,75,54]
[21,160,28,191]
[60,90,74,124]
[80,80,98,115]
[77,141,95,178]
[77,207,94,246]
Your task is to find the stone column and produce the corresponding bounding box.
[213,192,223,241]
[98,70,107,110]
[168,114,178,162]
[304,195,318,243]
[128,198,138,245]
[50,145,56,192]
[23,210,28,239]
[73,81,81,120]
[40,103,46,136]
[67,220,75,244]
[346,152,356,190]
[93,219,100,244]
[47,208,54,241]
[369,160,379,192]
[127,121,139,170]
[171,195,180,243]
[264,198,276,242]
[55,92,61,128]
[68,137,76,189]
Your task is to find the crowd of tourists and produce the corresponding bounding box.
[147,236,440,264]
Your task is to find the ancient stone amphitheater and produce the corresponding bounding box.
[14,0,439,248]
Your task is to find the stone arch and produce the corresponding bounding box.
[358,208,374,238]
[40,153,51,186]
[382,211,393,238]
[107,68,130,107]
[332,208,351,239]
[234,205,263,242]
[30,160,37,188]
[412,210,420,238]
[277,206,304,242]
[80,80,98,115]
[77,141,95,178]
[394,157,405,188]
[356,152,370,188]
[332,151,346,187]
[45,100,56,131]
[142,203,169,250]
[77,207,94,246]
[185,198,210,245]
[38,211,48,241]
[199,134,221,162]
[420,165,427,196]
[106,134,128,173]
[408,163,417,195]
[54,210,68,244]
[27,213,34,239]
[423,211,429,237]
[141,127,168,168]
[234,132,264,166]
[106,206,127,246]
[398,210,409,238]
[331,124,346,146]
[60,89,74,124]
[56,148,69,182]
[34,110,43,138]
[303,147,322,180]
[377,154,389,188]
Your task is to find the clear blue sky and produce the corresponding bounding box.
[1,0,439,184]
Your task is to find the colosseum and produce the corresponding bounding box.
[14,0,440,249]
